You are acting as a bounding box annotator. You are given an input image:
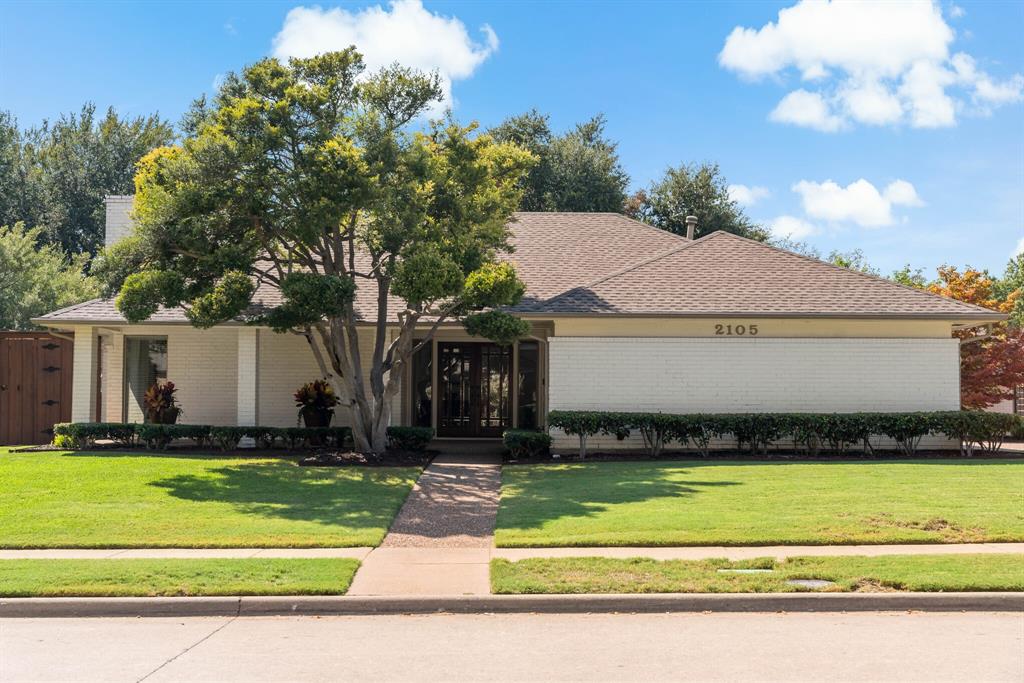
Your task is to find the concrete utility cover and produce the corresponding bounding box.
[716,568,774,574]
[786,579,835,589]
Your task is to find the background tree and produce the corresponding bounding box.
[106,51,534,453]
[626,162,768,240]
[0,223,99,329]
[825,248,879,275]
[489,110,628,212]
[0,104,174,256]
[993,254,1023,328]
[0,113,45,231]
[926,265,1024,408]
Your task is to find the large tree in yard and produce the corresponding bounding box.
[105,50,534,452]
[927,265,1024,409]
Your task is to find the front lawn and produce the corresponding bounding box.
[496,460,1024,547]
[0,450,419,548]
[0,558,359,597]
[491,553,1024,594]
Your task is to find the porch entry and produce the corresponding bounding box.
[411,339,540,438]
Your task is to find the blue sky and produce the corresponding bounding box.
[1,0,1021,275]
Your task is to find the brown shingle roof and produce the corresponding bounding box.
[526,230,1003,319]
[36,213,1003,325]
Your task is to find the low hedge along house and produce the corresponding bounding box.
[36,198,1004,451]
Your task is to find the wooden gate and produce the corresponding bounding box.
[0,331,74,445]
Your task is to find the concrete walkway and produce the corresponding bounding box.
[493,542,1024,561]
[0,548,372,560]
[347,453,502,596]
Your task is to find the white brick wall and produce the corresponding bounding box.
[548,336,961,450]
[164,327,239,426]
[257,327,402,429]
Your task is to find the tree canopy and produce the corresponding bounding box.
[0,104,173,255]
[926,264,1023,408]
[105,50,534,452]
[0,222,99,329]
[489,110,628,212]
[625,162,768,241]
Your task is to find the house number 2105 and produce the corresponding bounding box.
[714,324,758,336]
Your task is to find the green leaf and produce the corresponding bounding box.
[462,310,530,345]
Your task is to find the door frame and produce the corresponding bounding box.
[435,341,512,438]
[405,330,549,438]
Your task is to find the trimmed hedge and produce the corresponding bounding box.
[546,410,1024,459]
[53,423,352,451]
[385,426,434,452]
[502,429,553,460]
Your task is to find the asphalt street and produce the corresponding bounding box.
[2,611,1022,682]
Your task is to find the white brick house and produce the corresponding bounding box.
[36,198,1005,448]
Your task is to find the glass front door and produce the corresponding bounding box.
[437,342,511,437]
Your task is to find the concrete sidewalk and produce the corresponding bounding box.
[2,542,1020,562]
[492,542,1024,561]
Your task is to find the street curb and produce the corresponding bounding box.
[2,592,1022,618]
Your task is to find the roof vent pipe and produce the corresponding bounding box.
[684,215,698,240]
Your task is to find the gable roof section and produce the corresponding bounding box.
[35,213,1004,325]
[526,231,1003,319]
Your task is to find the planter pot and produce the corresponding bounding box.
[146,407,180,425]
[300,407,333,429]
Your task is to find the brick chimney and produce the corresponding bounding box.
[685,215,698,240]
[104,195,134,247]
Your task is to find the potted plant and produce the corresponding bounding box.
[294,379,338,428]
[144,380,181,424]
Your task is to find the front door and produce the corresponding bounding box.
[437,342,511,437]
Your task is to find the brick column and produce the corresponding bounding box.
[71,326,97,423]
[236,328,259,443]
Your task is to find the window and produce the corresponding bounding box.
[124,337,167,423]
[517,342,539,429]
[411,341,432,428]
[1016,385,1024,417]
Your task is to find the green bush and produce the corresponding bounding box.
[1011,416,1024,440]
[386,426,433,452]
[546,410,1018,458]
[52,422,135,448]
[503,429,552,460]
[210,426,248,451]
[547,410,608,459]
[136,424,173,450]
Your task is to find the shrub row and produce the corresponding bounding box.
[546,410,1023,459]
[53,422,352,451]
[502,429,553,460]
[52,423,438,452]
[385,426,435,452]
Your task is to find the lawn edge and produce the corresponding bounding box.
[2,592,1022,618]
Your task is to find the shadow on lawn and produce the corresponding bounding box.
[151,462,412,528]
[499,462,740,531]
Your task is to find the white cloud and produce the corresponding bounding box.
[770,89,844,131]
[882,179,924,207]
[728,184,771,206]
[949,4,966,19]
[719,0,1023,131]
[1015,236,1024,257]
[768,215,819,240]
[792,178,924,227]
[272,0,498,110]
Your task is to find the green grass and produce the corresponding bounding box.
[0,450,419,548]
[0,558,359,597]
[491,553,1024,594]
[496,460,1024,547]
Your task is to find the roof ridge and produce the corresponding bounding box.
[533,232,713,310]
[711,231,1003,316]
